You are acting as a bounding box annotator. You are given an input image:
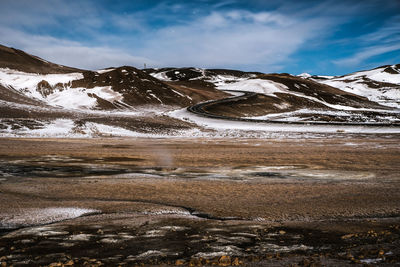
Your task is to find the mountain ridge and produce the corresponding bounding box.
[0,44,399,137]
[0,44,83,74]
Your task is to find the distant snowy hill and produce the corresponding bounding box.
[0,46,228,110]
[149,67,399,124]
[0,44,399,137]
[311,64,400,109]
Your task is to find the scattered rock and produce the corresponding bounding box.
[175,259,186,265]
[189,258,202,266]
[341,234,355,239]
[232,257,241,266]
[218,255,231,266]
[36,80,54,97]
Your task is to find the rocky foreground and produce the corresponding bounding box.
[0,136,399,266]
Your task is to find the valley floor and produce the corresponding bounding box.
[0,136,399,266]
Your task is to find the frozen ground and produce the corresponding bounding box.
[0,208,98,229]
[0,137,399,266]
[169,108,400,134]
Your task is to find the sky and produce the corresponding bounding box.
[0,0,399,75]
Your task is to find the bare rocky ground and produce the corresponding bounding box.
[0,136,399,266]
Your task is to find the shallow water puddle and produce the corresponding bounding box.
[0,154,374,182]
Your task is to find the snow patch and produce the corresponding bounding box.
[150,71,172,81]
[0,207,98,229]
[0,119,145,138]
[298,73,311,78]
[169,108,400,134]
[316,66,400,108]
[0,68,126,109]
[217,78,288,96]
[96,68,115,74]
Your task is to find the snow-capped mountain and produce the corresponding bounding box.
[0,57,189,110]
[146,67,399,124]
[0,44,399,138]
[311,64,400,109]
[0,45,227,110]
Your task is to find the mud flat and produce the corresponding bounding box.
[0,135,399,266]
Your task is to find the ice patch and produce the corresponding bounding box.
[0,207,98,229]
[68,234,93,241]
[360,258,383,264]
[142,229,166,237]
[100,238,120,243]
[194,245,244,259]
[169,108,400,134]
[258,243,312,252]
[159,226,189,231]
[142,209,191,216]
[0,119,144,138]
[135,250,165,258]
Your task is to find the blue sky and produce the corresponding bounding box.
[0,0,399,75]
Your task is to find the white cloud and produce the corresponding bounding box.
[334,15,400,67]
[0,26,156,70]
[334,44,400,67]
[30,45,157,70]
[0,0,399,74]
[0,5,334,72]
[137,10,331,71]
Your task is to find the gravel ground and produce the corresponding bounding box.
[0,136,399,266]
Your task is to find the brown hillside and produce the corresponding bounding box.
[0,44,83,74]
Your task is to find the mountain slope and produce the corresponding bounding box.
[0,44,82,74]
[311,64,400,108]
[0,44,399,137]
[145,67,261,82]
[167,68,400,124]
[0,44,228,110]
[0,45,232,137]
[0,66,194,110]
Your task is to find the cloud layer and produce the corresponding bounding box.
[334,15,400,67]
[0,0,399,74]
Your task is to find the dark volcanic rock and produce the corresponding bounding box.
[71,66,193,107]
[36,80,54,97]
[144,67,261,82]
